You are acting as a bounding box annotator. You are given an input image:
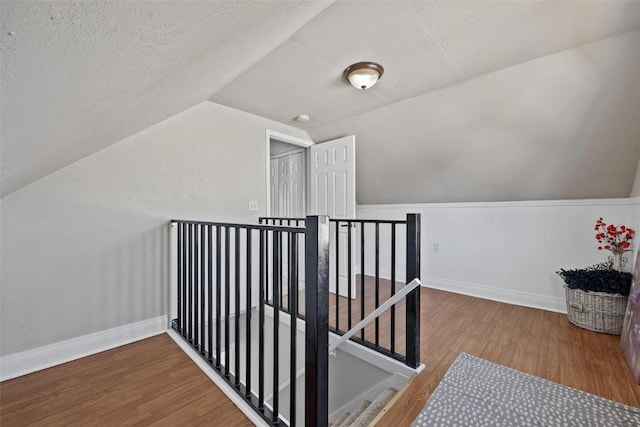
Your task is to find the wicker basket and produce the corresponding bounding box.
[564,285,628,334]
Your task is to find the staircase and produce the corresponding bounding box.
[330,388,397,427]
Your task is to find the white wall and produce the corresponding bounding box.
[358,197,639,313]
[0,101,311,357]
[631,160,640,198]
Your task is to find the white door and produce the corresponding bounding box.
[288,152,304,218]
[278,157,290,217]
[270,158,279,216]
[271,151,305,218]
[309,135,356,298]
[271,151,306,300]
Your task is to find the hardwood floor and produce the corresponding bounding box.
[0,334,252,427]
[2,286,639,426]
[377,287,640,426]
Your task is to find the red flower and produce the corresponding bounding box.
[593,218,635,254]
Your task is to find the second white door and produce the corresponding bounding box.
[309,135,357,298]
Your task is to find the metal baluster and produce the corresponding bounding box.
[178,223,184,333]
[208,225,213,362]
[216,226,222,369]
[279,230,284,310]
[375,222,380,347]
[245,229,252,398]
[188,223,193,343]
[200,224,205,352]
[265,226,270,306]
[289,232,298,426]
[335,220,340,332]
[347,221,352,330]
[286,230,290,313]
[194,224,199,348]
[235,227,241,387]
[272,230,280,423]
[225,226,230,377]
[390,223,396,354]
[360,222,365,340]
[296,232,301,318]
[258,229,265,411]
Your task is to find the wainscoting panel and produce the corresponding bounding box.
[358,197,638,313]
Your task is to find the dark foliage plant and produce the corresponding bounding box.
[557,262,633,296]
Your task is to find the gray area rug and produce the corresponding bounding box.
[412,353,640,426]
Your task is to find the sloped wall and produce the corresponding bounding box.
[0,101,310,356]
[358,197,637,313]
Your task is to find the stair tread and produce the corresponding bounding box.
[337,400,371,427]
[350,388,397,427]
[331,411,350,427]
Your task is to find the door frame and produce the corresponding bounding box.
[265,130,313,217]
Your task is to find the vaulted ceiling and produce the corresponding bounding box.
[2,1,640,203]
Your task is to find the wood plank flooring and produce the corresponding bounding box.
[2,285,639,426]
[377,287,640,426]
[0,334,252,427]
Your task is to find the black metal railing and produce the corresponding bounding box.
[259,214,421,368]
[171,217,330,426]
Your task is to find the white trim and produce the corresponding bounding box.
[266,130,313,148]
[356,268,405,284]
[358,196,637,211]
[0,316,167,381]
[423,276,567,314]
[265,129,313,217]
[166,329,269,427]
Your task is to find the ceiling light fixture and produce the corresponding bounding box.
[293,114,310,123]
[343,61,384,90]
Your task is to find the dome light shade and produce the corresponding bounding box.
[343,62,384,90]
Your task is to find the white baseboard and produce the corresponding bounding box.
[0,315,168,381]
[423,276,567,314]
[356,267,407,284]
[166,329,269,427]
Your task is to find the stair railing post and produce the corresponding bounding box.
[405,213,421,369]
[305,215,330,427]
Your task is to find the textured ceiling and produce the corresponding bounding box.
[0,0,332,196]
[215,1,640,129]
[213,1,640,203]
[2,1,640,203]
